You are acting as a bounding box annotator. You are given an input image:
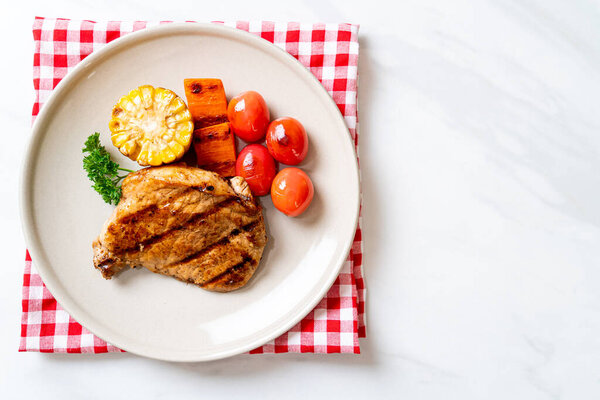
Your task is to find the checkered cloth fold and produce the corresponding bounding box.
[21,17,364,354]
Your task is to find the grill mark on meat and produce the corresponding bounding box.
[168,220,261,267]
[128,196,241,251]
[108,186,236,253]
[118,186,199,224]
[242,222,260,232]
[201,257,256,287]
[119,184,226,225]
[118,204,158,225]
[175,234,231,265]
[114,192,236,252]
[92,165,267,291]
[191,185,217,192]
[240,253,254,265]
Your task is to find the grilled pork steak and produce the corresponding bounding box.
[92,164,267,292]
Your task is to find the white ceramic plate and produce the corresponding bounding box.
[20,23,359,362]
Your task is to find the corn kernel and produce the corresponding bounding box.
[109,85,193,166]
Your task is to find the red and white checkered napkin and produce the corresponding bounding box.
[21,17,364,354]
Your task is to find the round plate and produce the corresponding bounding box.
[20,23,359,361]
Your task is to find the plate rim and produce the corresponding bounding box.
[19,22,360,362]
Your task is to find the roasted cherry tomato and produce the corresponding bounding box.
[270,167,314,217]
[227,91,270,142]
[235,144,277,196]
[266,117,308,165]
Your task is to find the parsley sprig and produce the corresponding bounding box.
[82,132,134,205]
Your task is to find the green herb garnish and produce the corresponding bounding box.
[82,132,134,205]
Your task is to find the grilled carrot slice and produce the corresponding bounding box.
[183,78,228,129]
[193,122,236,177]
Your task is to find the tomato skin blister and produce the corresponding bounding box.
[266,117,308,166]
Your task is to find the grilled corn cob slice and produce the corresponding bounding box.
[109,85,194,166]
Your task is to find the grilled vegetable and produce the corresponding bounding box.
[82,132,133,205]
[183,79,228,129]
[109,85,193,166]
[193,122,237,176]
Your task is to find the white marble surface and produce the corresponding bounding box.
[2,0,600,398]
